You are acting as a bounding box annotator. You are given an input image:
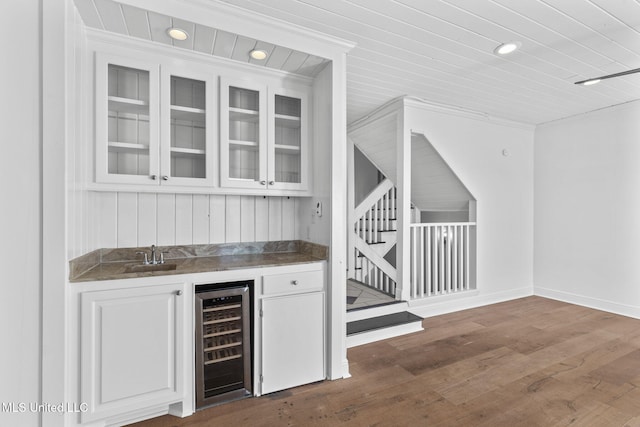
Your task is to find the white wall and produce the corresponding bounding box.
[0,1,42,426]
[407,104,535,315]
[534,101,640,317]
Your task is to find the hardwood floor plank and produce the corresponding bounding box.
[131,297,640,427]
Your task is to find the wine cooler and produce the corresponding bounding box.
[195,281,253,409]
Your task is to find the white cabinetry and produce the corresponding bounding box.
[79,282,186,424]
[95,54,215,187]
[260,269,325,394]
[221,78,310,192]
[96,54,159,185]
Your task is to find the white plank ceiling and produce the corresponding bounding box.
[76,0,640,125]
[74,0,330,77]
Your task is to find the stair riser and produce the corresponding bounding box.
[346,322,423,348]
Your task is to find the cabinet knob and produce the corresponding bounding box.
[260,180,266,185]
[151,175,157,180]
[175,290,183,296]
[269,181,275,186]
[291,280,298,286]
[162,175,169,181]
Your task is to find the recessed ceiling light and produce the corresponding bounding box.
[167,28,189,41]
[494,42,521,55]
[250,49,268,60]
[582,79,601,86]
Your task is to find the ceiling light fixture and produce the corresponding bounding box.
[581,79,601,86]
[250,49,268,60]
[494,42,520,56]
[575,67,640,85]
[167,27,189,41]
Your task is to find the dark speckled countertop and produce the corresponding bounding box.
[69,240,327,282]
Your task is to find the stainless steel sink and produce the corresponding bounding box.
[123,263,177,273]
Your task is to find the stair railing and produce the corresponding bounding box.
[353,248,396,296]
[352,178,398,296]
[354,179,395,244]
[409,222,476,299]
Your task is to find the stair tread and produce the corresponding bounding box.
[347,311,423,336]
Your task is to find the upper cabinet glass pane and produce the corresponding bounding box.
[170,76,206,179]
[228,86,260,180]
[274,94,301,184]
[107,64,151,176]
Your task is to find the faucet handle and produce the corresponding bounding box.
[159,251,169,264]
[136,251,150,265]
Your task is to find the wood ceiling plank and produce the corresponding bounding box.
[74,0,103,29]
[297,55,327,77]
[281,51,309,73]
[230,35,257,63]
[265,46,293,70]
[121,5,150,40]
[193,24,216,55]
[212,30,237,58]
[540,0,640,65]
[93,0,127,35]
[147,11,172,45]
[347,0,498,53]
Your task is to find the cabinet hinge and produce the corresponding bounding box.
[260,375,263,383]
[260,308,263,317]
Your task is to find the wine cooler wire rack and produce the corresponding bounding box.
[201,301,244,365]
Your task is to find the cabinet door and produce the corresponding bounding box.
[80,283,184,423]
[220,78,268,189]
[268,88,310,191]
[160,66,216,187]
[96,53,160,185]
[260,292,325,394]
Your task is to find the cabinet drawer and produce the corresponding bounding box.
[262,270,323,295]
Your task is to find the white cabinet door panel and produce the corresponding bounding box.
[261,292,325,394]
[80,283,184,423]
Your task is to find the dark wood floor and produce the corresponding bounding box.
[133,296,640,426]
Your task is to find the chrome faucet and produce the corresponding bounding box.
[136,244,166,265]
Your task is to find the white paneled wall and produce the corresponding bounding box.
[89,192,304,249]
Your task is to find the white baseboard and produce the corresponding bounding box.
[408,287,533,319]
[341,358,351,379]
[534,286,640,319]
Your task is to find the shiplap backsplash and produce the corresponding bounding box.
[89,191,304,249]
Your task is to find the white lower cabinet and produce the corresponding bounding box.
[79,282,186,424]
[260,270,325,394]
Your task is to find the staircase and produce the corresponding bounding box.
[352,178,397,295]
[347,177,423,347]
[346,97,479,347]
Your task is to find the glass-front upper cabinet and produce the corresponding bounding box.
[160,66,215,187]
[220,78,268,189]
[95,55,214,187]
[268,89,309,191]
[95,54,160,185]
[220,78,309,192]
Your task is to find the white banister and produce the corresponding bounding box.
[409,222,476,299]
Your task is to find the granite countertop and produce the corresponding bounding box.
[70,240,328,283]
